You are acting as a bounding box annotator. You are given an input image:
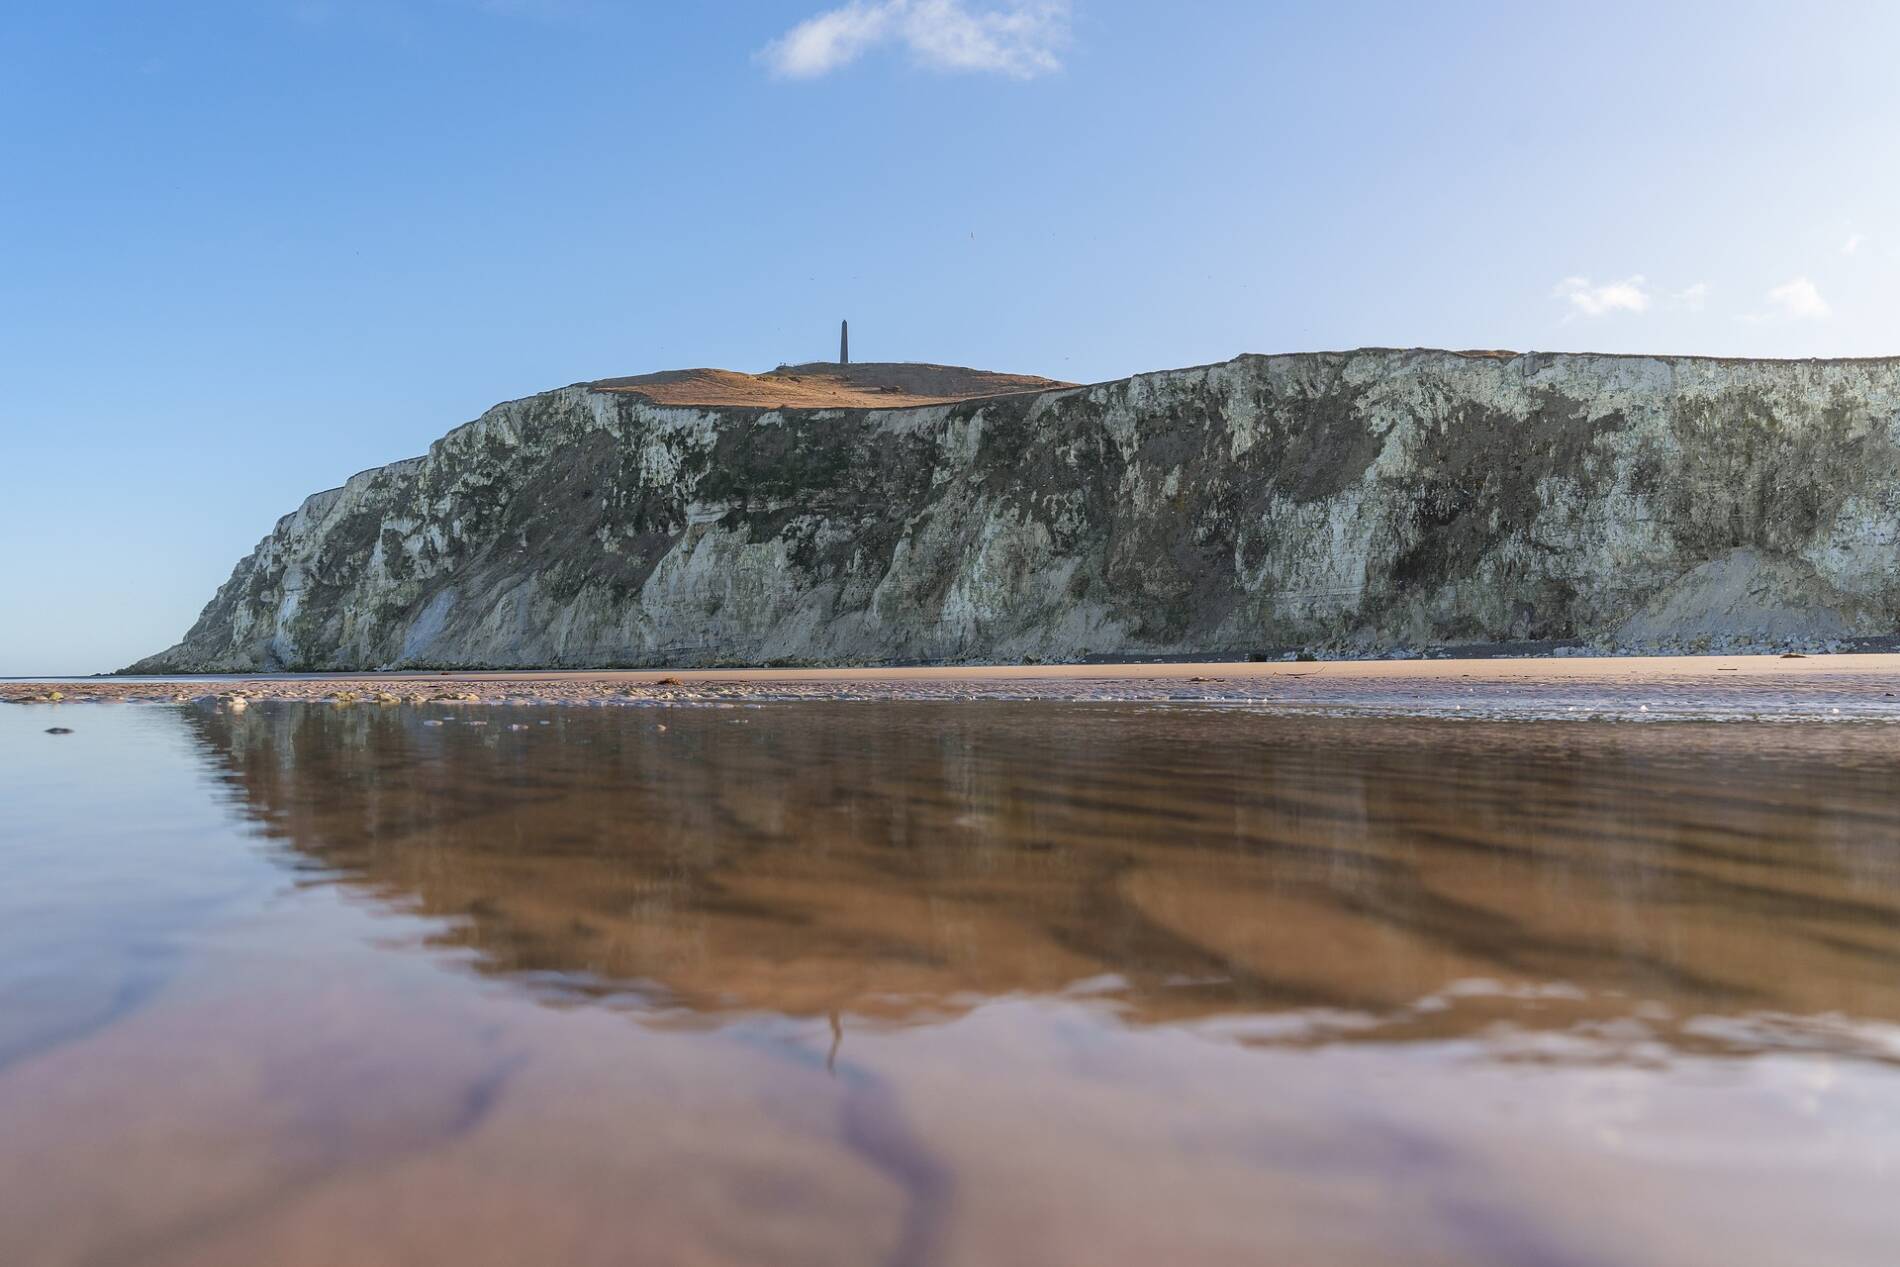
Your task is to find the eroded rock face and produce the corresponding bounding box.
[127,349,1900,671]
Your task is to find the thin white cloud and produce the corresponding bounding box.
[1843,233,1865,255]
[1672,282,1709,312]
[1553,275,1652,318]
[1765,276,1830,320]
[758,0,1070,79]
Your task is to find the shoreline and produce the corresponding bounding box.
[10,652,1900,721]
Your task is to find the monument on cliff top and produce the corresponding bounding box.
[840,319,849,366]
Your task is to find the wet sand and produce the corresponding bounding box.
[10,652,1900,720]
[5,701,1899,1265]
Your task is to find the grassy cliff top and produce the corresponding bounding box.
[591,362,1075,409]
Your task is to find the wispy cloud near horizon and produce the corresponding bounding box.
[1553,274,1712,320]
[1765,276,1831,320]
[758,0,1070,80]
[1553,275,1653,318]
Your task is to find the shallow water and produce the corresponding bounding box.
[4,701,1898,1266]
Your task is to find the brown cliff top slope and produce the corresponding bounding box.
[591,361,1076,409]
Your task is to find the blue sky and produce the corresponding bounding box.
[4,1,1899,675]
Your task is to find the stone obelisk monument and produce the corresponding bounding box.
[840,319,849,366]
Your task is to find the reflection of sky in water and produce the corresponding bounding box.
[2,701,1899,1266]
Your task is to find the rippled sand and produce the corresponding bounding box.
[3,700,1899,1265]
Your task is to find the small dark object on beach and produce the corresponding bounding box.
[45,727,73,735]
[654,676,682,686]
[1188,676,1223,683]
[1781,652,1807,659]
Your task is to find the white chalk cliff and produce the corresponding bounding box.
[129,349,1900,671]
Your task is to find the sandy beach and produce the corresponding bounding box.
[10,652,1900,721]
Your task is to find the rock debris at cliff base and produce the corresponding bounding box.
[14,654,1900,723]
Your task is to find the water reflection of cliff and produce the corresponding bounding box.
[179,702,1900,1049]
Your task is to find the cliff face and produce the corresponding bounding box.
[129,349,1900,672]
